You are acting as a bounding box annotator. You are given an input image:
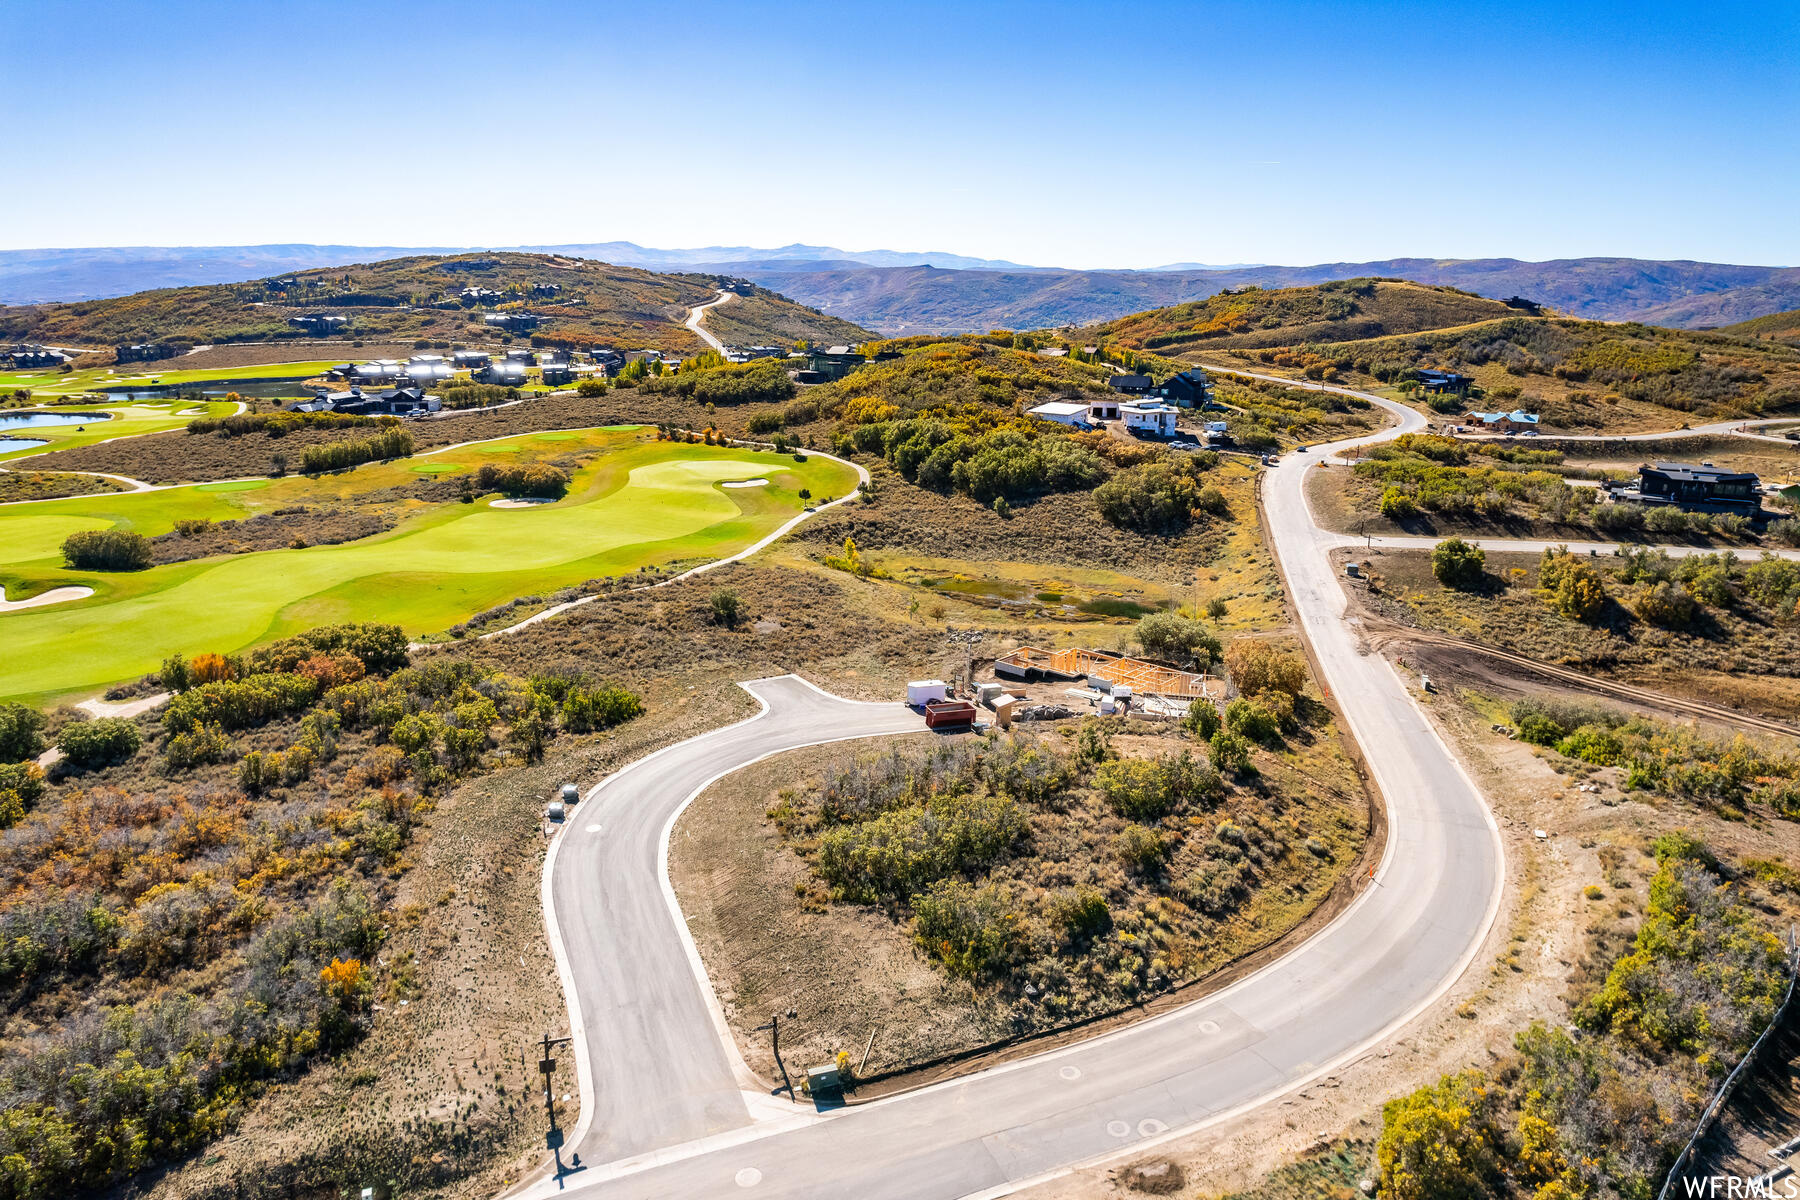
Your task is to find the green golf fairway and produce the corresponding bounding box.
[0,430,856,702]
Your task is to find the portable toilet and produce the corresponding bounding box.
[992,694,1017,729]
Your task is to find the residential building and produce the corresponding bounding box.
[403,358,453,387]
[1151,368,1211,408]
[115,343,180,363]
[1417,369,1473,395]
[805,346,865,382]
[588,348,627,376]
[452,350,491,369]
[7,345,70,368]
[1026,401,1094,429]
[505,348,535,364]
[1108,374,1152,396]
[541,363,575,386]
[476,360,528,386]
[1120,400,1179,437]
[1466,409,1540,434]
[1632,462,1761,511]
[1088,397,1121,422]
[288,313,349,332]
[484,311,540,330]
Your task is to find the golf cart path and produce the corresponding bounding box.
[523,384,1508,1199]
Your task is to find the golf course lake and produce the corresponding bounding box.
[0,427,859,703]
[0,411,101,431]
[0,410,111,455]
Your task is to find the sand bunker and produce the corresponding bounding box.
[490,497,556,508]
[0,585,94,613]
[721,478,770,489]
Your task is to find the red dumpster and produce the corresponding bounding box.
[923,699,977,729]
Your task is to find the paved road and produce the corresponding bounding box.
[1348,532,1800,562]
[542,678,923,1169]
[686,290,734,352]
[526,383,1507,1198]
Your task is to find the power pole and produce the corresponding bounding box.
[943,627,985,695]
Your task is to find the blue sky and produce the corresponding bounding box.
[3,0,1795,266]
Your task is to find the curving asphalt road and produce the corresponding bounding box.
[686,290,734,352]
[525,380,1508,1199]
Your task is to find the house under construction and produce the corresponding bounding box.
[993,646,1222,699]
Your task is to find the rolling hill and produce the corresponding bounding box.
[1082,282,1800,435]
[1719,307,1800,347]
[1078,279,1528,354]
[727,257,1800,336]
[0,252,872,354]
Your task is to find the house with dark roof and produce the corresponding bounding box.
[484,311,540,330]
[452,350,491,370]
[1151,368,1211,408]
[116,343,180,363]
[541,363,575,386]
[804,346,865,381]
[1416,369,1473,395]
[1631,462,1762,511]
[587,348,627,376]
[7,345,70,369]
[288,313,349,332]
[1107,374,1152,396]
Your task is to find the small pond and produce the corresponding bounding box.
[0,438,46,454]
[0,410,105,431]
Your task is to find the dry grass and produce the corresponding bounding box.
[1352,547,1800,720]
[672,707,1368,1088]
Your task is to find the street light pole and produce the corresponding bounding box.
[537,1031,573,1143]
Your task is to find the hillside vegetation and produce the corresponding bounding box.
[1079,282,1800,431]
[0,252,871,356]
[1083,279,1525,353]
[1720,306,1800,347]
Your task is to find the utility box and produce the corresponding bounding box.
[560,783,580,805]
[1344,562,1361,578]
[975,682,1004,706]
[807,1063,843,1094]
[907,679,949,706]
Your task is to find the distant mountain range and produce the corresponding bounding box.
[2,244,1796,336]
[718,258,1800,335]
[0,242,1045,305]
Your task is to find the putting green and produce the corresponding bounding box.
[196,479,270,493]
[0,432,857,702]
